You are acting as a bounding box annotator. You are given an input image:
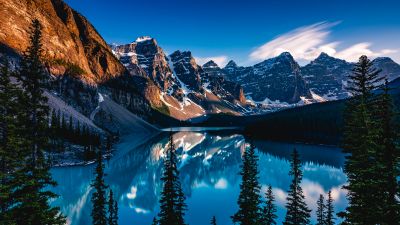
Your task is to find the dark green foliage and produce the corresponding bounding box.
[375,80,400,224]
[244,100,345,145]
[158,134,186,225]
[48,110,100,160]
[261,185,277,225]
[283,149,311,225]
[325,190,335,225]
[108,189,118,225]
[316,194,325,225]
[10,19,65,225]
[91,151,108,225]
[339,55,389,224]
[152,217,159,225]
[210,216,217,225]
[232,142,262,225]
[0,57,26,224]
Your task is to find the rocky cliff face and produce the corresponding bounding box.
[301,53,352,99]
[111,37,176,91]
[111,39,251,119]
[300,53,400,100]
[223,52,312,104]
[372,57,400,82]
[0,0,125,84]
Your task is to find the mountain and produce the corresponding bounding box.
[372,57,400,81]
[111,39,251,119]
[223,52,312,104]
[0,0,125,84]
[2,0,400,129]
[301,52,352,100]
[300,53,400,100]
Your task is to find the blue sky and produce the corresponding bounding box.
[65,0,400,66]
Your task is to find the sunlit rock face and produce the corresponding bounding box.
[0,0,126,84]
[51,131,348,225]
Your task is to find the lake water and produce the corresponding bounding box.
[51,131,348,225]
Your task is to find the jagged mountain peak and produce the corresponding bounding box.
[373,57,397,63]
[203,60,220,69]
[224,60,238,69]
[312,52,348,65]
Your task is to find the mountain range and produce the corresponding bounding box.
[1,0,400,134]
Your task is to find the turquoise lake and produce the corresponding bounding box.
[51,131,348,225]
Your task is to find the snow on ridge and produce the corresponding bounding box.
[135,36,152,42]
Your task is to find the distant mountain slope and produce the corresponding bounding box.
[223,52,312,104]
[0,0,125,84]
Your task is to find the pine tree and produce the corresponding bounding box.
[325,190,335,225]
[108,189,118,225]
[283,149,311,225]
[232,142,262,225]
[261,185,277,225]
[91,150,108,225]
[375,80,400,224]
[0,57,27,224]
[152,217,158,225]
[158,134,186,225]
[210,215,217,225]
[113,200,118,225]
[316,194,325,225]
[12,18,65,225]
[339,55,386,224]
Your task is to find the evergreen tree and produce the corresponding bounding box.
[375,80,400,224]
[91,150,108,225]
[0,57,26,224]
[261,185,277,225]
[152,217,158,225]
[210,216,217,225]
[158,134,186,225]
[283,149,311,225]
[12,18,65,225]
[108,189,118,225]
[232,142,262,225]
[339,55,386,224]
[316,194,325,225]
[325,190,335,225]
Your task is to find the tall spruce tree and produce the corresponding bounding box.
[91,150,108,225]
[210,216,217,225]
[12,19,65,225]
[325,190,335,225]
[232,142,262,225]
[283,149,311,225]
[316,194,325,225]
[340,55,386,224]
[158,134,186,225]
[0,57,26,224]
[375,80,400,224]
[108,189,118,225]
[261,185,277,225]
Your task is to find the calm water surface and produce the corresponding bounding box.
[51,131,348,225]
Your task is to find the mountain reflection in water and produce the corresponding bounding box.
[51,131,347,225]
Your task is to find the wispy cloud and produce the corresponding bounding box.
[249,22,398,63]
[195,56,228,67]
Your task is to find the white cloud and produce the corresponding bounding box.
[195,56,228,67]
[249,21,398,63]
[335,43,398,62]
